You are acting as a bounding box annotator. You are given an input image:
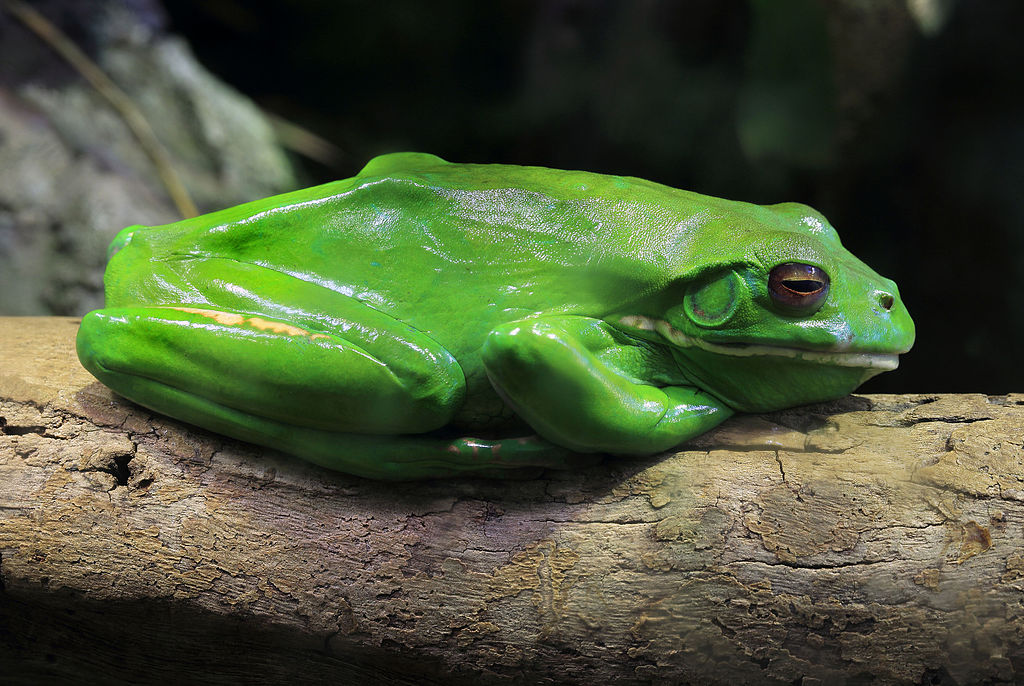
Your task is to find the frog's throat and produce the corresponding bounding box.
[616,315,899,371]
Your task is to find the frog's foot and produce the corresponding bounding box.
[483,316,734,454]
[77,305,465,435]
[431,434,600,478]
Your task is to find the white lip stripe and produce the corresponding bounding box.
[615,315,899,371]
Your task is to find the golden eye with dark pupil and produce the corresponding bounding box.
[768,262,830,313]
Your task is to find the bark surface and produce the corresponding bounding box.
[2,317,1023,685]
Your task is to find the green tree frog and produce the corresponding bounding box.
[77,153,914,479]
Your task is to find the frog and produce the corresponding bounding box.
[76,152,914,480]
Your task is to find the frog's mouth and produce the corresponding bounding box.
[615,315,900,371]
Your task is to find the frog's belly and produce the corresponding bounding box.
[440,349,522,433]
[451,391,525,433]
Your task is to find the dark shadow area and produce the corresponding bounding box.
[0,588,465,685]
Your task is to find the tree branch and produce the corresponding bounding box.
[2,317,1022,684]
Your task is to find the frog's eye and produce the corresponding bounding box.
[768,263,830,314]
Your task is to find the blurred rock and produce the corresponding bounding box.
[0,0,296,315]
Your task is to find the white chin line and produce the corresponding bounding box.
[615,315,900,371]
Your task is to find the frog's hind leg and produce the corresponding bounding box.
[76,323,587,478]
[77,305,465,436]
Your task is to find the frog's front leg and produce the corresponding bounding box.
[482,316,732,454]
[77,305,465,435]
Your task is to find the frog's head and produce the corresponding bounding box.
[612,202,915,413]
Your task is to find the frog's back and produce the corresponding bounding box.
[158,151,692,274]
[105,153,789,356]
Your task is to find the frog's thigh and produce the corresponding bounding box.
[482,316,732,454]
[81,364,585,480]
[77,306,464,434]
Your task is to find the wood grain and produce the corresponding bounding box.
[2,317,1022,684]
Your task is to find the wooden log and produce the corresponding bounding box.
[2,317,1023,685]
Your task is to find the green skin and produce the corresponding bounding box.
[76,153,915,480]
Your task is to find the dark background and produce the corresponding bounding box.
[156,0,1024,395]
[12,0,1024,395]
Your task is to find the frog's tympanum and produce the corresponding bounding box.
[77,153,914,479]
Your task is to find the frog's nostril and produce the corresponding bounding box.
[877,292,895,311]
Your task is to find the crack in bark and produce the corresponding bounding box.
[0,418,70,441]
[899,417,990,426]
[726,557,899,571]
[775,452,787,484]
[76,452,134,488]
[68,442,138,491]
[0,423,51,436]
[910,477,1010,503]
[711,615,736,638]
[562,519,653,526]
